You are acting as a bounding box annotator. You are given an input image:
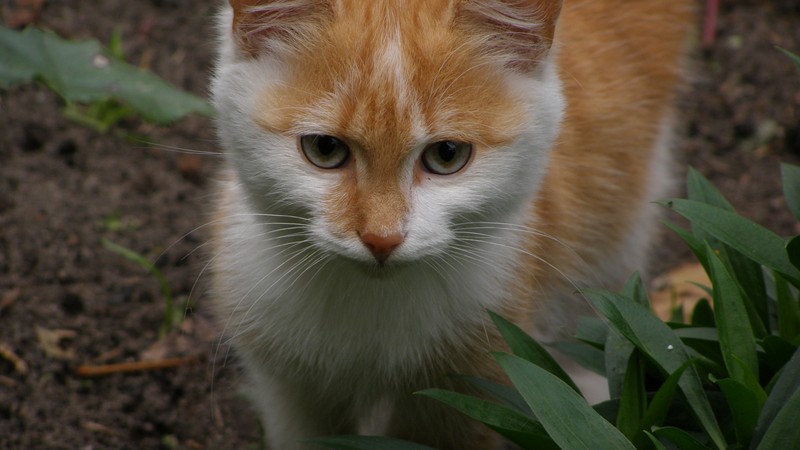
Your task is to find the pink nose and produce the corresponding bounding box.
[359,232,404,263]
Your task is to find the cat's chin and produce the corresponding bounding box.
[341,255,413,279]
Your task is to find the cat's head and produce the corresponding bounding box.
[213,0,565,267]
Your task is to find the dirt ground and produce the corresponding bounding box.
[1,1,799,449]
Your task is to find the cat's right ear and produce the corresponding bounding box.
[459,0,563,72]
[229,0,330,58]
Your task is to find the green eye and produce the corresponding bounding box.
[300,134,350,169]
[421,140,472,175]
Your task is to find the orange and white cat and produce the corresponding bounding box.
[210,0,693,448]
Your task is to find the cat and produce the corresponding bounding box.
[209,0,694,448]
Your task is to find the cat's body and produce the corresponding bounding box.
[210,0,694,448]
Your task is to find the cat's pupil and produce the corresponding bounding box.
[438,141,457,162]
[317,136,337,156]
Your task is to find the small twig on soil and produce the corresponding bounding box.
[0,342,28,375]
[81,420,123,437]
[75,356,197,377]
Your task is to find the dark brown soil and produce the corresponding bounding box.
[1,1,799,449]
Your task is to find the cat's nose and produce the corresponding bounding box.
[359,232,404,264]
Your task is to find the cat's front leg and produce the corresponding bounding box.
[245,368,355,449]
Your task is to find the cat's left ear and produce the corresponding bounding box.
[458,0,563,71]
[229,0,331,58]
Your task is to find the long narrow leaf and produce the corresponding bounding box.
[605,328,635,399]
[717,378,760,444]
[754,388,800,450]
[706,244,759,383]
[659,199,800,284]
[639,360,695,437]
[417,388,556,449]
[751,347,800,448]
[495,353,636,450]
[454,375,531,415]
[616,351,646,440]
[651,427,713,450]
[584,289,726,449]
[489,311,580,393]
[781,163,800,221]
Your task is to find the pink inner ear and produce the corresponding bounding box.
[459,0,563,71]
[229,0,329,58]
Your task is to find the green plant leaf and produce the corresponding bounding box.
[644,431,669,450]
[777,46,800,70]
[417,388,557,449]
[605,328,635,400]
[616,351,646,440]
[101,238,174,335]
[651,427,713,450]
[308,436,436,450]
[584,289,726,449]
[781,163,800,221]
[774,270,800,342]
[638,359,695,446]
[0,26,215,124]
[787,236,800,273]
[660,199,800,284]
[716,378,760,444]
[662,221,710,272]
[454,375,531,415]
[751,347,800,448]
[488,311,581,393]
[760,336,798,373]
[706,244,759,383]
[494,352,636,450]
[691,299,716,327]
[621,272,650,309]
[753,387,800,450]
[548,341,606,377]
[575,316,609,348]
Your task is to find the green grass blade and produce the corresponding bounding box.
[584,289,726,449]
[706,244,759,383]
[776,46,800,70]
[308,436,436,450]
[751,347,800,448]
[639,360,695,434]
[488,311,580,393]
[659,199,800,284]
[781,163,800,221]
[494,352,636,450]
[644,431,669,450]
[417,388,556,449]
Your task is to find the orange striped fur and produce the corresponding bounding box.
[210,1,695,448]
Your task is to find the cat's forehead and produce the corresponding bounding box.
[254,0,525,159]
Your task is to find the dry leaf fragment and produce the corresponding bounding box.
[34,326,77,360]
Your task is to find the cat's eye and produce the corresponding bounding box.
[420,141,472,175]
[300,134,350,169]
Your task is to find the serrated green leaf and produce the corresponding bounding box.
[660,199,800,285]
[488,311,581,393]
[0,26,214,123]
[651,427,713,450]
[309,436,436,450]
[706,244,759,383]
[494,353,636,450]
[751,347,800,448]
[584,289,726,449]
[417,389,556,449]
